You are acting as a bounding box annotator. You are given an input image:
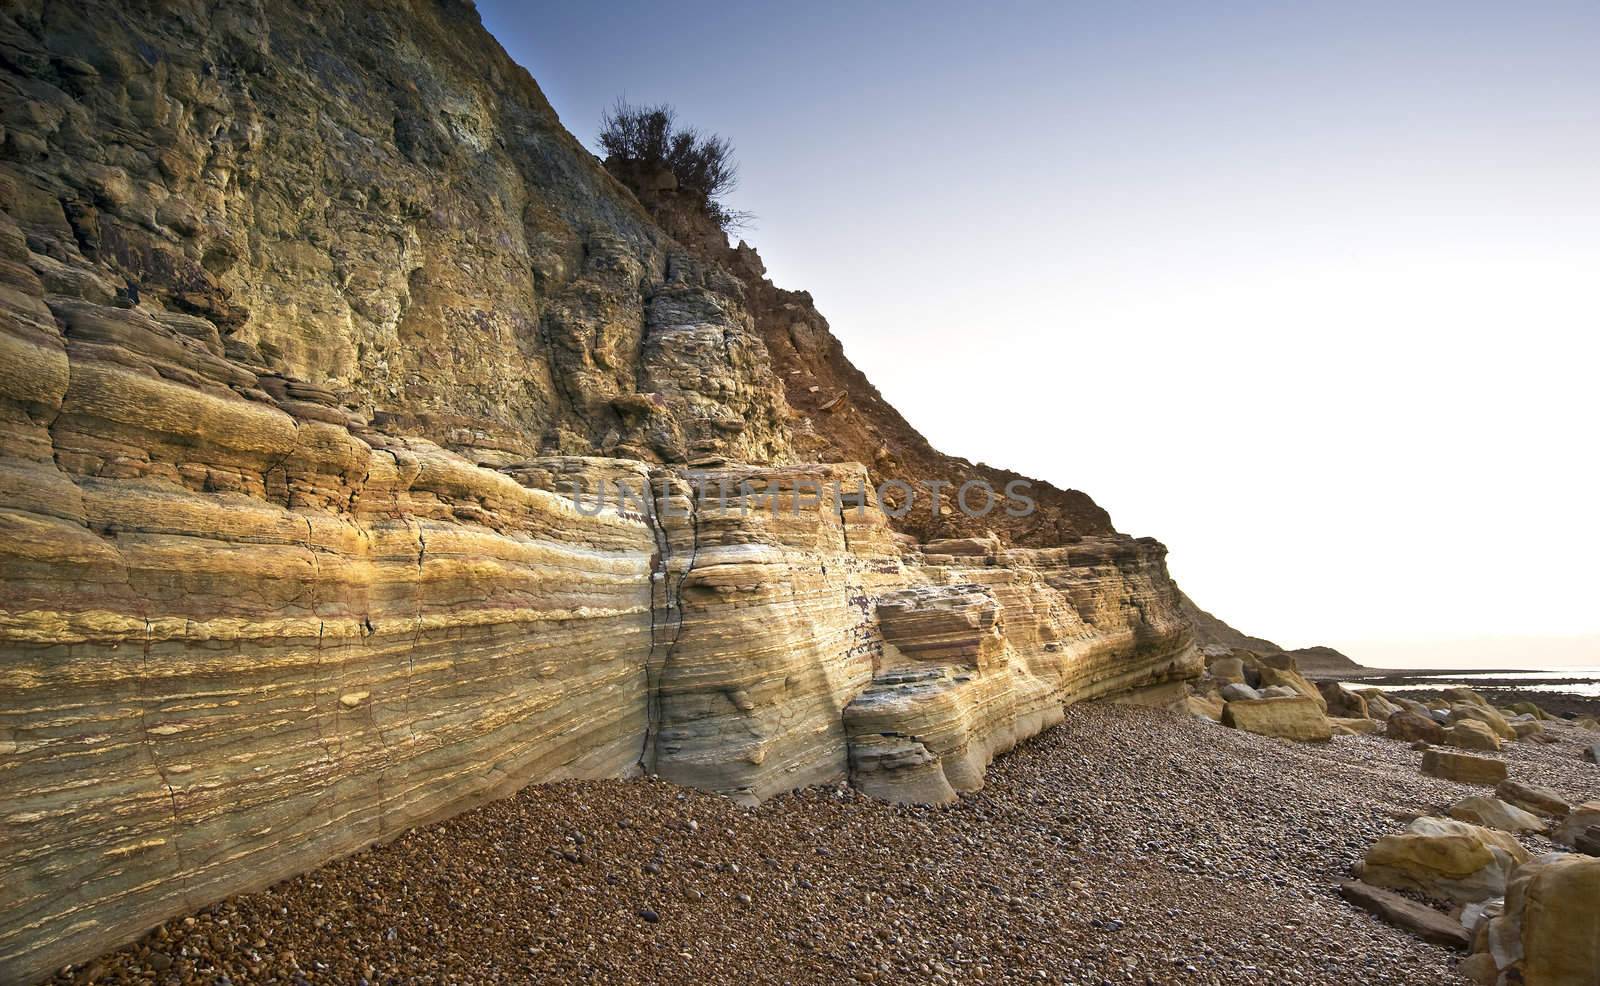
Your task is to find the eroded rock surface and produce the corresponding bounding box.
[0,0,1198,980]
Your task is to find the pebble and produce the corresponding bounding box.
[51,704,1596,986]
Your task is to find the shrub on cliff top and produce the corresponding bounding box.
[597,100,749,231]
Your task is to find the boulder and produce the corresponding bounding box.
[1257,665,1327,710]
[1361,816,1531,903]
[1448,796,1546,834]
[1444,719,1503,752]
[1387,710,1447,744]
[1207,656,1246,684]
[1584,745,1600,764]
[1495,780,1570,819]
[1337,880,1470,949]
[1457,952,1500,985]
[1332,717,1382,735]
[1576,828,1600,858]
[1553,801,1600,849]
[1449,703,1517,742]
[1394,696,1434,716]
[1185,693,1225,722]
[1574,716,1599,731]
[1507,701,1553,721]
[1422,749,1508,786]
[1358,688,1404,721]
[1443,686,1494,710]
[1511,719,1543,739]
[1471,853,1600,986]
[1260,685,1301,699]
[1221,696,1333,742]
[1319,682,1370,719]
[1219,682,1263,703]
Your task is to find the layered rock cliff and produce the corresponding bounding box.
[0,1,1196,980]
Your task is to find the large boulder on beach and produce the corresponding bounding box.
[1257,665,1327,711]
[1469,853,1600,986]
[1511,719,1544,739]
[1448,796,1546,834]
[1449,703,1517,742]
[1583,745,1600,764]
[1319,682,1370,719]
[1332,717,1382,736]
[1394,696,1434,717]
[1496,780,1570,819]
[1553,802,1600,849]
[1185,693,1226,721]
[1207,655,1246,684]
[1387,710,1447,744]
[1443,686,1494,709]
[1422,749,1508,786]
[1444,719,1503,752]
[1358,689,1403,721]
[1361,817,1530,903]
[1507,701,1554,721]
[1220,682,1263,702]
[1222,696,1332,742]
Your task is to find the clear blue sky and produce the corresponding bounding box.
[478,0,1600,667]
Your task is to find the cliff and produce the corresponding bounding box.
[1179,591,1364,674]
[0,1,1196,980]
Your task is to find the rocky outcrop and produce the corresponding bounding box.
[0,0,1199,980]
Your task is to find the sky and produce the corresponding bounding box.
[477,0,1600,669]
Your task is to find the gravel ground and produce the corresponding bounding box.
[53,705,1600,986]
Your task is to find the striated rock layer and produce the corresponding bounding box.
[0,0,1195,980]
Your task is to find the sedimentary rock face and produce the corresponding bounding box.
[0,0,1200,980]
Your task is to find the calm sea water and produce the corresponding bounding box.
[1343,667,1600,698]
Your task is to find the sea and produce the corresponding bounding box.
[1341,666,1600,699]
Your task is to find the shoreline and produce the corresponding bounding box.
[1305,667,1600,719]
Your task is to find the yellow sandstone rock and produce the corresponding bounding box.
[1221,696,1332,742]
[1362,816,1530,903]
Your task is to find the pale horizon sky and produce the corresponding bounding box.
[478,0,1600,670]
